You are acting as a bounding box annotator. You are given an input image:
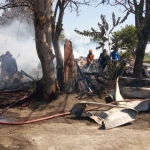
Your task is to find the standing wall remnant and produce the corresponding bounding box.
[64,39,77,93]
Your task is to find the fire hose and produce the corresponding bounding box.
[0,97,144,125]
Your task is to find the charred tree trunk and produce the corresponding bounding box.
[133,38,147,78]
[133,30,150,78]
[53,33,63,90]
[34,0,56,100]
[133,0,150,78]
[52,1,65,90]
[133,20,150,78]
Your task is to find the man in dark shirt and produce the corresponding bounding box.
[98,49,110,70]
[0,51,9,78]
[6,52,18,79]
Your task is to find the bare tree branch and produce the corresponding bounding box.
[0,0,33,10]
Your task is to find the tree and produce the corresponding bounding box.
[52,0,91,89]
[59,29,66,43]
[111,25,137,52]
[0,0,57,100]
[0,7,34,36]
[99,0,150,78]
[0,0,92,100]
[75,13,126,51]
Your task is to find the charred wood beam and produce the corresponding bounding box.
[83,72,109,80]
[21,70,35,80]
[0,81,35,93]
[75,60,92,92]
[75,60,97,91]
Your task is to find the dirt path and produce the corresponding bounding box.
[0,93,150,150]
[1,121,150,150]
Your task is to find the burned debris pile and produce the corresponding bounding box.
[70,77,150,129]
[70,57,150,129]
[0,70,37,93]
[0,41,150,129]
[75,57,150,94]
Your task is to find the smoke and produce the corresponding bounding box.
[0,19,40,78]
[60,34,103,59]
[1,17,149,80]
[0,19,102,79]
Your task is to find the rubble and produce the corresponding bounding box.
[70,77,150,129]
[0,70,37,93]
[76,57,87,68]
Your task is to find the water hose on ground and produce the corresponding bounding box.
[0,98,145,125]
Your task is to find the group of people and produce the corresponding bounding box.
[86,46,120,71]
[0,51,18,79]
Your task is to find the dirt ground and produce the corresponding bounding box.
[0,92,150,150]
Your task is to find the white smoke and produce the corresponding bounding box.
[60,34,103,59]
[64,34,150,57]
[1,16,150,80]
[0,19,40,78]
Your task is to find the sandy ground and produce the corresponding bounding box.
[0,93,150,150]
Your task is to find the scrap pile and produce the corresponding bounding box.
[76,57,87,68]
[76,57,150,94]
[75,59,104,94]
[70,77,150,129]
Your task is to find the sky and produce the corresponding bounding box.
[62,2,135,37]
[0,0,135,37]
[0,0,134,37]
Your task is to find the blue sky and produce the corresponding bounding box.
[62,2,135,37]
[0,0,135,37]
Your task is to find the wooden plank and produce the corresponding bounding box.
[64,39,77,93]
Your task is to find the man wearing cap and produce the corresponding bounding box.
[86,49,94,72]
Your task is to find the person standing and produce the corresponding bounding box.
[0,51,10,78]
[98,49,110,70]
[86,49,94,72]
[110,46,119,65]
[6,52,18,79]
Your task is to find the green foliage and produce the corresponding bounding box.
[103,58,126,81]
[59,29,66,43]
[75,13,125,50]
[111,25,137,51]
[120,50,135,59]
[27,81,37,94]
[101,50,130,82]
[144,53,150,62]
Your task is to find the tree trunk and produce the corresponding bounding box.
[52,1,65,90]
[34,0,56,100]
[133,35,148,78]
[53,35,64,90]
